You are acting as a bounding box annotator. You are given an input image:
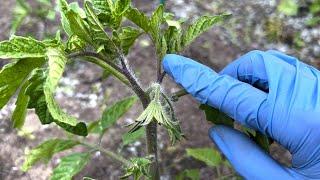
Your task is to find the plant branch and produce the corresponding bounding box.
[68,51,130,86]
[117,54,160,179]
[118,54,149,106]
[170,89,188,102]
[157,71,166,83]
[80,142,131,166]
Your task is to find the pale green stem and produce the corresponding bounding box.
[80,142,131,166]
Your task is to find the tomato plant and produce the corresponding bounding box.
[0,0,258,179]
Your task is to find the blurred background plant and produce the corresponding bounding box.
[11,0,57,38]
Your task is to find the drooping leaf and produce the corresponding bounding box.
[186,148,222,167]
[90,96,137,134]
[181,14,231,51]
[51,153,91,180]
[45,48,67,90]
[25,69,53,124]
[44,47,88,136]
[121,157,151,179]
[119,27,143,54]
[122,128,145,146]
[12,69,45,128]
[22,139,80,171]
[0,36,46,59]
[0,58,45,109]
[125,7,150,32]
[176,169,200,180]
[199,104,234,127]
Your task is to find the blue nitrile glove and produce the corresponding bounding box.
[162,50,320,179]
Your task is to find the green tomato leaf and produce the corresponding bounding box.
[164,26,182,53]
[114,0,131,15]
[125,7,150,32]
[10,0,30,35]
[58,0,91,43]
[65,10,92,43]
[51,153,91,180]
[186,148,222,167]
[66,35,86,52]
[157,35,167,60]
[22,139,80,171]
[25,69,53,124]
[69,2,86,18]
[0,36,46,59]
[0,58,45,109]
[199,104,234,127]
[181,14,231,51]
[122,127,145,146]
[57,0,72,37]
[148,5,167,59]
[12,68,45,128]
[92,0,116,28]
[119,27,143,54]
[149,5,164,42]
[84,1,116,56]
[92,0,112,13]
[90,96,137,134]
[44,47,88,136]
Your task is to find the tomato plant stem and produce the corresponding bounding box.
[80,142,131,166]
[118,54,160,180]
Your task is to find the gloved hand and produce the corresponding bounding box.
[162,50,320,179]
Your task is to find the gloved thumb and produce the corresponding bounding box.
[209,125,298,179]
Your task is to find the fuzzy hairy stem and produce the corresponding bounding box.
[118,54,160,180]
[68,51,130,86]
[119,54,149,104]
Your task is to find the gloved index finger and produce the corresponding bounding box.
[219,50,269,92]
[163,54,269,132]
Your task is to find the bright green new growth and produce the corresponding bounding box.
[0,0,230,179]
[130,83,183,144]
